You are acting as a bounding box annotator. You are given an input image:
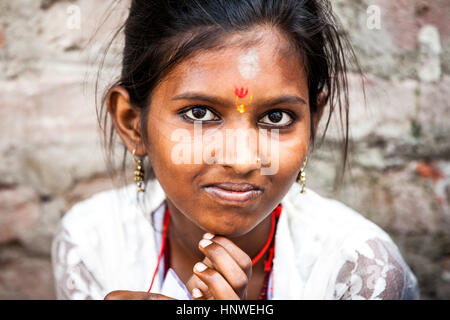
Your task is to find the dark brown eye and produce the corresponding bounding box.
[268,111,283,123]
[260,110,293,126]
[183,106,218,121]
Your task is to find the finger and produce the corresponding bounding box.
[191,287,206,300]
[198,239,249,297]
[193,262,240,300]
[186,274,211,300]
[185,255,224,300]
[203,233,253,279]
[104,290,176,300]
[203,256,214,268]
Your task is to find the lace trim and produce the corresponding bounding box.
[333,238,419,300]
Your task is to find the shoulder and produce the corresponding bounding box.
[60,184,133,234]
[280,184,419,299]
[54,183,153,250]
[281,184,392,245]
[51,181,166,294]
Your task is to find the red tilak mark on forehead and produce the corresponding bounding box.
[235,87,249,99]
[234,87,253,113]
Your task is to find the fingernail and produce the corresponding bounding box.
[203,233,215,240]
[192,288,203,298]
[194,262,207,273]
[199,239,212,248]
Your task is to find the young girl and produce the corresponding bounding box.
[51,0,419,300]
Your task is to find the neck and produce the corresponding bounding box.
[165,199,273,271]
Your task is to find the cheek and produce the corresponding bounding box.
[143,107,196,201]
[269,113,310,175]
[264,122,309,203]
[271,134,308,194]
[146,127,196,191]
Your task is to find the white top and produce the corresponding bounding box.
[51,179,419,300]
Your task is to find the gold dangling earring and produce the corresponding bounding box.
[297,156,308,194]
[132,149,145,193]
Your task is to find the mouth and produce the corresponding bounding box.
[202,182,263,205]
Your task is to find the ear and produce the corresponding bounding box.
[106,86,146,157]
[311,91,327,137]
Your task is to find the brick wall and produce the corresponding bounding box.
[0,0,449,299]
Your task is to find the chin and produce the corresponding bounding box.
[200,218,253,238]
[191,203,262,237]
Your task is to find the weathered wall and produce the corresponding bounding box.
[0,0,449,299]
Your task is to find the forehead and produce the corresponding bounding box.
[159,27,307,96]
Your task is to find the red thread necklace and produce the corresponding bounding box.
[147,203,282,300]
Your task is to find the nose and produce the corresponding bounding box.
[222,147,260,176]
[216,125,261,175]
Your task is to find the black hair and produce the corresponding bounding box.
[96,0,363,190]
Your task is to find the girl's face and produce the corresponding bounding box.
[114,28,324,237]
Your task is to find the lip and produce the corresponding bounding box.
[206,182,263,192]
[202,182,263,205]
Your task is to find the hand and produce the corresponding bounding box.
[186,233,253,300]
[104,290,176,300]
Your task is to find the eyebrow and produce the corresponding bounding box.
[172,92,307,108]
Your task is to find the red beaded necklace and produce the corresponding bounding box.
[147,203,282,300]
